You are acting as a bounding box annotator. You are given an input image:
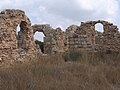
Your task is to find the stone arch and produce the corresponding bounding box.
[0,9,35,52]
[32,24,54,54]
[93,20,113,33]
[34,29,46,37]
[32,24,53,37]
[0,9,36,62]
[15,14,35,52]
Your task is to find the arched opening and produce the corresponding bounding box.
[17,21,27,49]
[34,32,45,53]
[95,23,104,32]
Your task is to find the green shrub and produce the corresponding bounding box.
[63,50,81,62]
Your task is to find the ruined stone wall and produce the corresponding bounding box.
[0,9,35,64]
[54,27,65,53]
[32,24,54,54]
[32,20,120,54]
[67,20,120,52]
[1,9,120,64]
[26,19,120,54]
[94,21,120,52]
[32,25,65,54]
[66,24,94,51]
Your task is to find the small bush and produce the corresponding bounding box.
[63,50,81,62]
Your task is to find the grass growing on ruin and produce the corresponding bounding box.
[0,51,120,90]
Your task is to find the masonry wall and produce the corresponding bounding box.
[32,25,65,54]
[0,9,120,64]
[32,20,120,54]
[67,20,120,52]
[0,9,35,64]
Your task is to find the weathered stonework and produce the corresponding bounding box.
[32,20,120,54]
[32,25,65,54]
[0,9,36,64]
[67,20,120,52]
[0,9,120,64]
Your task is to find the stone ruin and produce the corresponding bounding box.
[65,21,120,52]
[0,9,35,64]
[32,24,65,54]
[0,9,120,63]
[33,20,120,54]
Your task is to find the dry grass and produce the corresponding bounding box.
[0,51,120,90]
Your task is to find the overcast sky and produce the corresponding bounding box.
[0,0,120,41]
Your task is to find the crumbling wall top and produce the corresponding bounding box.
[81,20,113,26]
[0,9,25,16]
[32,24,54,37]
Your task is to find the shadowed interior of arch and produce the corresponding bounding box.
[95,23,104,32]
[16,21,28,49]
